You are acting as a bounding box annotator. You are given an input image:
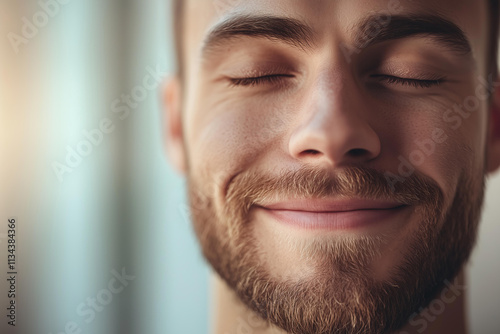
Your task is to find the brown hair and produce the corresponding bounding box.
[488,0,499,77]
[172,0,499,78]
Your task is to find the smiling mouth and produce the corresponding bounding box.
[257,198,409,230]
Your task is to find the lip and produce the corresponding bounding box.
[262,198,405,212]
[258,199,408,230]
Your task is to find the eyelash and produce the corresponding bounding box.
[228,74,445,88]
[371,74,445,88]
[229,74,293,87]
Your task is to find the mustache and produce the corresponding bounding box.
[225,166,444,209]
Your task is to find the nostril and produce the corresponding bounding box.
[348,148,368,157]
[302,149,322,155]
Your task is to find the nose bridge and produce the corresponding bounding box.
[288,66,381,166]
[307,69,357,126]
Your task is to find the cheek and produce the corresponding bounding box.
[389,90,488,204]
[185,94,292,190]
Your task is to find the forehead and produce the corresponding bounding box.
[184,0,487,32]
[182,0,488,70]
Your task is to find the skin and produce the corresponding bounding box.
[165,0,500,333]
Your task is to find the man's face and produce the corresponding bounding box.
[166,0,500,333]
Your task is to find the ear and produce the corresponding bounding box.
[163,76,187,174]
[486,78,500,173]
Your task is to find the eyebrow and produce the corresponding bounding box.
[201,13,472,58]
[201,15,315,55]
[355,14,472,55]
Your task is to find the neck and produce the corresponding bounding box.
[210,270,467,334]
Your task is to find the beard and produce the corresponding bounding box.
[187,165,485,334]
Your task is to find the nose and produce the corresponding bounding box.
[288,76,381,167]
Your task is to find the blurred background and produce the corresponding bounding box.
[0,1,498,334]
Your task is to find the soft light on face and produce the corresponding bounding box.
[188,164,485,333]
[170,0,496,333]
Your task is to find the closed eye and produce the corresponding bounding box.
[229,74,294,87]
[371,74,445,88]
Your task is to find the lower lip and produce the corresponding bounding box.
[260,206,408,231]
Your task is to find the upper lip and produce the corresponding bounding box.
[260,198,406,212]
